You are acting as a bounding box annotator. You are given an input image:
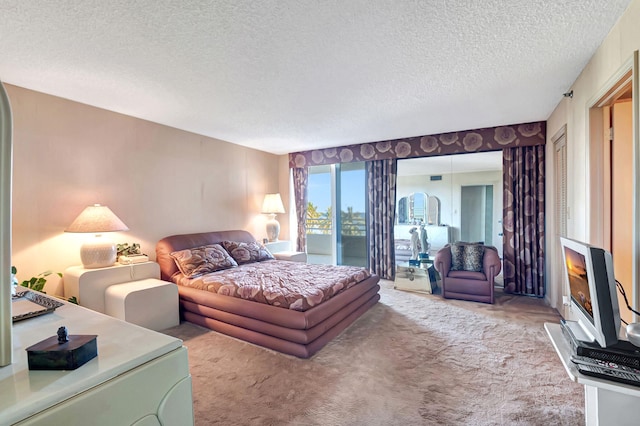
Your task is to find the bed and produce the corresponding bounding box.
[155,230,380,358]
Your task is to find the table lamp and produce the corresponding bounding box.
[261,193,285,242]
[65,204,129,269]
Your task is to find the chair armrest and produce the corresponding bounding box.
[483,247,502,280]
[434,247,452,277]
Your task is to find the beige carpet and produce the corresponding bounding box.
[163,280,584,425]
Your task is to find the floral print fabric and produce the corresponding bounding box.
[174,260,371,311]
[367,159,397,280]
[289,122,544,168]
[221,240,274,264]
[170,244,238,278]
[503,145,545,296]
[292,167,308,252]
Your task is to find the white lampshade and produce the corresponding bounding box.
[66,204,129,269]
[262,193,285,242]
[261,193,285,214]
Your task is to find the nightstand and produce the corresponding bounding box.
[105,278,179,331]
[64,262,161,313]
[64,262,179,331]
[264,241,308,262]
[264,241,291,253]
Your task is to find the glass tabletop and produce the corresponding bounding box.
[397,260,433,269]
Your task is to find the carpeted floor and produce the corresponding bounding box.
[163,280,584,425]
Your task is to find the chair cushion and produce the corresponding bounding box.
[448,270,487,280]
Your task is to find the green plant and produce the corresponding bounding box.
[21,271,62,293]
[12,266,62,294]
[117,242,141,257]
[12,267,76,303]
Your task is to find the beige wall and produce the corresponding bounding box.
[545,0,640,311]
[6,84,286,296]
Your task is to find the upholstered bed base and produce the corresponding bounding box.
[156,230,381,358]
[181,285,380,358]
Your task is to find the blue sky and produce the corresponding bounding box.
[308,168,365,213]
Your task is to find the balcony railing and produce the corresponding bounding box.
[305,215,367,267]
[306,215,367,236]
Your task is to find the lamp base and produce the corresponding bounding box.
[80,235,117,269]
[265,214,280,242]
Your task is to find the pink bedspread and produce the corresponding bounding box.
[173,260,371,311]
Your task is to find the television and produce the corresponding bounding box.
[560,237,620,348]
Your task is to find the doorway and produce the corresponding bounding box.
[461,184,494,246]
[588,51,639,324]
[609,98,633,325]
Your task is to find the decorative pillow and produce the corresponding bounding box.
[170,244,238,278]
[450,243,485,272]
[462,244,485,272]
[221,240,274,264]
[450,244,465,271]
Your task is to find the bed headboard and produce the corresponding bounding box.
[155,230,257,281]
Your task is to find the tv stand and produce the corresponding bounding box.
[561,319,596,344]
[545,322,640,426]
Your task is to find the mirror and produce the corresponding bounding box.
[397,192,427,225]
[395,151,503,257]
[1,80,12,366]
[397,192,440,225]
[427,195,440,225]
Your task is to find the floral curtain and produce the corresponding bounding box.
[292,167,308,252]
[503,145,545,296]
[367,159,397,280]
[290,122,545,168]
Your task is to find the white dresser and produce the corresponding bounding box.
[1,298,194,425]
[394,224,452,254]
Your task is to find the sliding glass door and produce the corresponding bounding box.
[337,163,367,266]
[307,162,368,267]
[307,165,333,263]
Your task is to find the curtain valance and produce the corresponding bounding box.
[289,121,545,168]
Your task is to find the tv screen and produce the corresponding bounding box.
[564,246,594,324]
[560,237,620,348]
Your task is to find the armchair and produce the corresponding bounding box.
[434,243,502,304]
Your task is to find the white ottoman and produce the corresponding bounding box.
[273,251,307,262]
[105,278,179,331]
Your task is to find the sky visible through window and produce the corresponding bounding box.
[308,168,365,213]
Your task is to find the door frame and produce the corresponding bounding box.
[587,51,639,321]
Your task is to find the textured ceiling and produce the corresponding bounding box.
[0,1,632,155]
